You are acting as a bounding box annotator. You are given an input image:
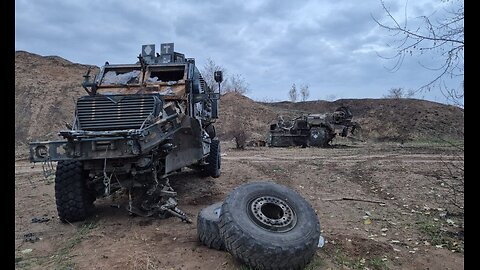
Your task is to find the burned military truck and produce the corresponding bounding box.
[29,43,222,223]
[268,106,360,147]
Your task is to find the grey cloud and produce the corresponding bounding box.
[15,0,461,104]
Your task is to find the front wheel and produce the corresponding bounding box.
[55,161,94,222]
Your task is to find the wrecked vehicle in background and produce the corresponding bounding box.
[268,106,360,147]
[29,43,223,223]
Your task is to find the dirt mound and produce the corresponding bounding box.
[15,51,99,157]
[216,92,278,140]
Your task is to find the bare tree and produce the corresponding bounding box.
[300,84,310,102]
[383,87,415,99]
[225,73,249,94]
[201,58,228,94]
[406,88,416,98]
[384,88,404,99]
[373,0,464,100]
[227,119,249,149]
[288,84,298,102]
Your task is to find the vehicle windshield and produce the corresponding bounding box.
[100,66,141,85]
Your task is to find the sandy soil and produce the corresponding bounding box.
[15,140,464,269]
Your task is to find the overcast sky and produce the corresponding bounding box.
[15,0,463,104]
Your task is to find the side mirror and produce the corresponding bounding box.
[214,71,223,83]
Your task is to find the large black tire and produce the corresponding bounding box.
[55,161,94,223]
[309,127,330,147]
[219,182,321,270]
[201,139,221,178]
[197,202,225,250]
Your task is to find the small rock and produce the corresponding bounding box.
[381,228,388,232]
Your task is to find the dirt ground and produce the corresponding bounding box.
[14,140,464,270]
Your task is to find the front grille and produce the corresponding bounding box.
[76,95,158,131]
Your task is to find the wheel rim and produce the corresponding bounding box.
[248,195,297,232]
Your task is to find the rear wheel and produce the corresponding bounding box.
[309,127,331,147]
[55,161,94,222]
[201,139,221,178]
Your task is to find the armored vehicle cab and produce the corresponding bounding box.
[29,43,223,223]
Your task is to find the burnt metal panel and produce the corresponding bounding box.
[165,117,204,173]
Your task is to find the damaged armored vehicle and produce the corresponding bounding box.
[29,43,222,223]
[268,106,360,147]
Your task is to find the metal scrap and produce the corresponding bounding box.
[31,217,50,223]
[23,233,39,243]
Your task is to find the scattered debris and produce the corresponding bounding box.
[246,139,266,147]
[323,197,387,204]
[31,216,50,223]
[23,232,40,243]
[318,235,325,248]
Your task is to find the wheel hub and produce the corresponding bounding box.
[248,196,297,232]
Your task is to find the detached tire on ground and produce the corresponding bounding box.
[219,182,321,270]
[55,160,94,223]
[197,202,225,250]
[201,139,221,178]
